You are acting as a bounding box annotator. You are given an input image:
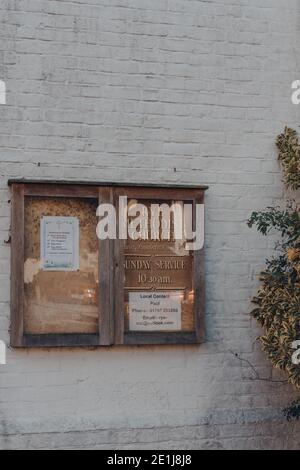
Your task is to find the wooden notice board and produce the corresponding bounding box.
[9,182,207,348]
[113,187,205,345]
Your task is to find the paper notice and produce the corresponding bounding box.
[129,291,182,331]
[41,216,79,271]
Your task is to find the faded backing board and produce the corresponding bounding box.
[124,199,195,332]
[24,197,99,334]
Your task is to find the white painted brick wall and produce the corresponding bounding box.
[1,0,300,449]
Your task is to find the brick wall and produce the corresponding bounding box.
[0,0,300,449]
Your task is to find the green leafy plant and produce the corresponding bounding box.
[249,127,300,419]
[277,127,300,190]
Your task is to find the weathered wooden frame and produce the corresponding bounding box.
[10,181,207,348]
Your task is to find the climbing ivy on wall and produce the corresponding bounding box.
[277,127,300,191]
[248,127,300,418]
